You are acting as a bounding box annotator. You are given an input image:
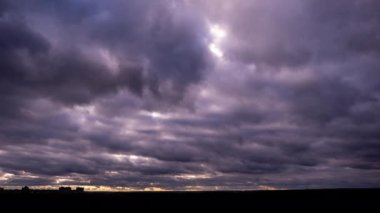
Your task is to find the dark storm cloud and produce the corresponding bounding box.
[0,0,380,190]
[0,0,210,106]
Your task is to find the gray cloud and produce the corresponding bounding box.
[0,0,379,190]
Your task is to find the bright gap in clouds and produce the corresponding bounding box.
[209,43,224,58]
[208,24,227,59]
[210,25,227,41]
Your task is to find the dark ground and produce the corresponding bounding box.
[0,188,379,209]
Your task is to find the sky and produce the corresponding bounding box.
[0,0,380,191]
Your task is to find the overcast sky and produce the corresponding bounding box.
[0,0,379,190]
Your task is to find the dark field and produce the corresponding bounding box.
[0,189,379,209]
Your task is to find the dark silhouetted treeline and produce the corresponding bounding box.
[0,188,379,209]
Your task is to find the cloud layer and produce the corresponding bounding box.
[0,0,379,190]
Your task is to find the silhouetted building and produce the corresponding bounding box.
[0,187,4,191]
[21,186,30,191]
[59,186,72,192]
[75,187,84,192]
